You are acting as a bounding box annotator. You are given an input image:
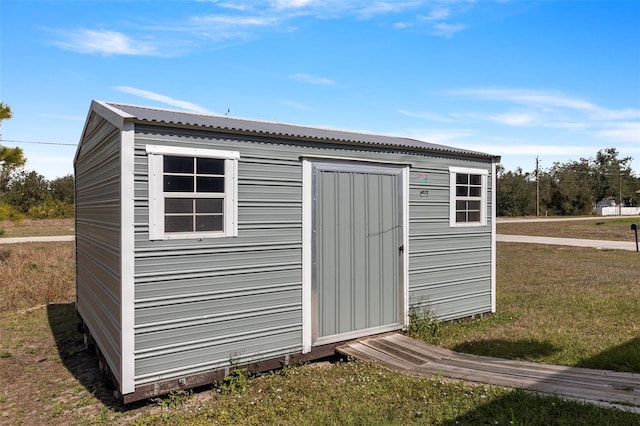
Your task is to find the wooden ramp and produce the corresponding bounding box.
[336,333,640,411]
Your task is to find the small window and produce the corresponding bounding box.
[449,167,487,227]
[147,145,239,240]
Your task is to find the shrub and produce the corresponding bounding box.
[27,199,74,219]
[0,201,24,221]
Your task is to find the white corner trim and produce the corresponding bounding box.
[301,159,313,354]
[121,122,136,395]
[401,166,410,327]
[491,161,497,313]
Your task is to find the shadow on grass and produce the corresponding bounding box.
[452,338,561,361]
[46,303,137,412]
[577,337,640,373]
[439,388,640,425]
[443,337,640,424]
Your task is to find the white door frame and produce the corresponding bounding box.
[301,157,409,353]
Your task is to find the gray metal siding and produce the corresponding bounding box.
[132,130,304,385]
[75,112,123,386]
[129,125,494,385]
[408,164,493,319]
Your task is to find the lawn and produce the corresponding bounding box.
[1,239,639,424]
[497,216,640,242]
[0,218,74,238]
[410,243,640,373]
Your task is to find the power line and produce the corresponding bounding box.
[0,138,77,147]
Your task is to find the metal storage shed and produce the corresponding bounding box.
[74,100,500,402]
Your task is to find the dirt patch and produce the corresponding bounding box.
[0,304,165,425]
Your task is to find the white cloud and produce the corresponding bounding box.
[37,113,85,121]
[595,123,640,143]
[403,128,474,144]
[422,8,451,21]
[270,0,316,9]
[488,112,535,126]
[468,143,596,157]
[191,14,276,26]
[52,29,158,56]
[430,22,467,37]
[281,100,314,111]
[289,73,336,86]
[590,108,640,120]
[397,109,456,122]
[113,86,211,113]
[447,87,598,111]
[51,1,478,57]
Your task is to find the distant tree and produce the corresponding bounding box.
[49,174,74,204]
[0,102,27,193]
[4,170,50,213]
[546,160,594,216]
[0,102,11,121]
[497,167,536,216]
[590,147,634,207]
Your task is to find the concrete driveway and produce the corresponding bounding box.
[0,235,75,244]
[496,234,637,251]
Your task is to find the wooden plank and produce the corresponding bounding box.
[360,338,435,366]
[340,333,640,408]
[384,334,640,386]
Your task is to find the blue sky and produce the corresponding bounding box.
[1,0,639,179]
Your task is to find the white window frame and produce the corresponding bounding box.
[449,166,488,227]
[146,145,239,240]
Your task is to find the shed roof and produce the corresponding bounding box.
[95,101,499,161]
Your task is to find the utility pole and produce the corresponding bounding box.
[536,156,540,217]
[619,166,622,216]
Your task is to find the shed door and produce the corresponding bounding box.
[313,162,403,344]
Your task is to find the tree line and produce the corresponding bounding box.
[1,102,73,220]
[497,148,639,216]
[2,101,639,220]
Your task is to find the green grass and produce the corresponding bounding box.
[497,216,640,241]
[132,361,640,426]
[410,243,640,373]
[0,218,74,238]
[1,239,640,424]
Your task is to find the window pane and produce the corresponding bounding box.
[469,186,482,197]
[165,216,193,232]
[164,175,194,192]
[165,198,193,213]
[456,174,468,184]
[196,215,223,231]
[164,156,194,174]
[196,198,223,213]
[468,211,480,222]
[456,200,467,211]
[456,212,467,222]
[456,186,468,197]
[469,200,481,211]
[197,158,225,175]
[469,174,482,185]
[197,177,224,192]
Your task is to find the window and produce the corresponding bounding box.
[449,167,487,227]
[147,145,239,240]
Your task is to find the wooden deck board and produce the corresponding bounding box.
[336,333,640,410]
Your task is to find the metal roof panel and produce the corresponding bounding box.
[102,101,499,160]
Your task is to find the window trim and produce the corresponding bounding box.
[146,145,239,240]
[449,166,488,227]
